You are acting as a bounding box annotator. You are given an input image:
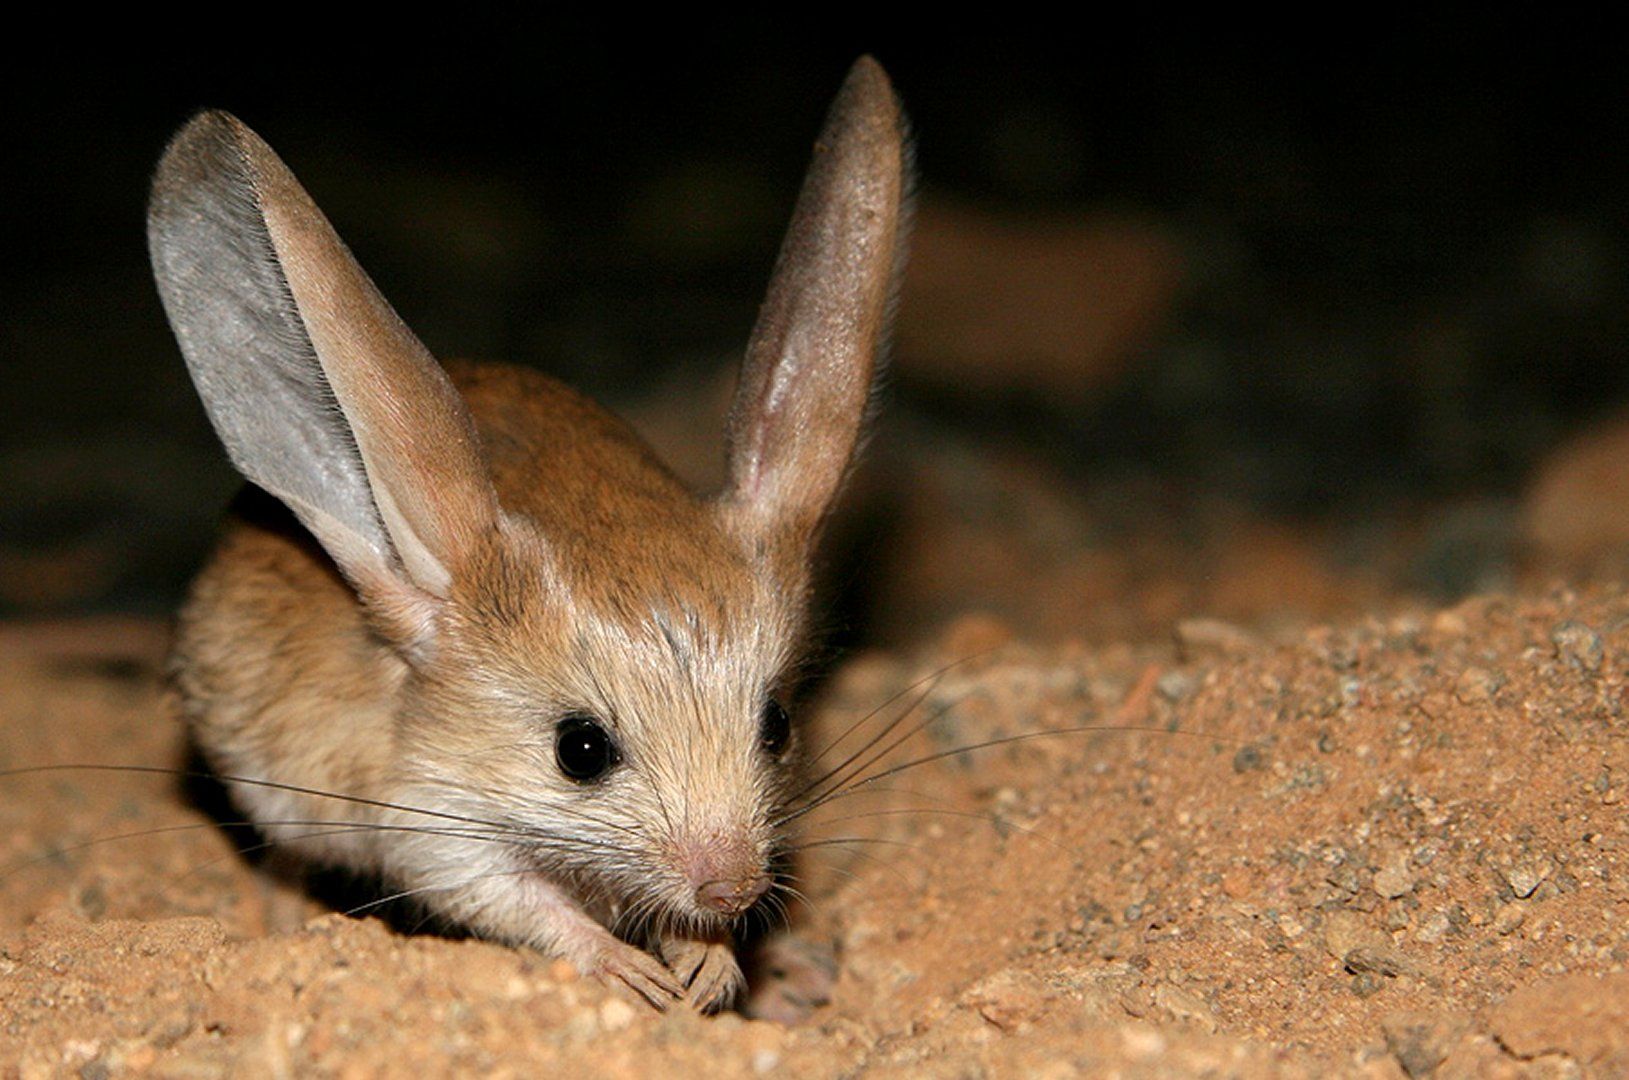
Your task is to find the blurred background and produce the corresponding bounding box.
[4,21,1628,648]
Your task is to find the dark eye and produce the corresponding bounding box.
[760,697,791,756]
[555,714,618,782]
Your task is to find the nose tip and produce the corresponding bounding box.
[696,874,772,916]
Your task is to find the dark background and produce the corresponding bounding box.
[3,21,1626,617]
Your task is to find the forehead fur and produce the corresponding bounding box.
[441,362,805,739]
[495,522,796,737]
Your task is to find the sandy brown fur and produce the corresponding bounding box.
[172,360,801,880]
[154,57,910,1009]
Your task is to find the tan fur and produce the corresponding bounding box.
[171,361,797,896]
[156,57,910,1010]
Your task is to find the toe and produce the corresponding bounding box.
[685,947,745,1014]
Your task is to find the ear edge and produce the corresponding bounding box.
[148,110,402,593]
[148,110,499,614]
[230,114,504,599]
[720,57,914,546]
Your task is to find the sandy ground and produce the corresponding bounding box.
[4,413,1629,1080]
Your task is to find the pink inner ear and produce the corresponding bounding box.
[243,116,501,600]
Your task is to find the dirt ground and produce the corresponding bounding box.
[3,407,1629,1078]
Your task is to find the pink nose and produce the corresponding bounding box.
[696,874,772,915]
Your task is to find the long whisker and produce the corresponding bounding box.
[774,692,972,826]
[3,811,645,909]
[798,649,993,781]
[1,764,521,833]
[779,781,975,820]
[781,835,925,855]
[788,840,915,891]
[758,884,800,931]
[0,762,641,840]
[777,723,1237,829]
[340,866,538,920]
[795,804,1075,860]
[1,817,526,882]
[794,690,977,810]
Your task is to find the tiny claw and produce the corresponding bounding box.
[593,939,685,1010]
[658,934,745,1014]
[685,952,745,1014]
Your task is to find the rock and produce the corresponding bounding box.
[962,967,1054,1033]
[1381,1012,1467,1078]
[1550,620,1603,673]
[1373,854,1415,900]
[1151,983,1219,1034]
[1321,911,1418,983]
[1490,972,1629,1074]
[1156,670,1198,702]
[1415,912,1453,944]
[1220,869,1255,900]
[1502,861,1553,900]
[1493,903,1527,936]
[1232,745,1267,773]
[1345,947,1414,980]
[1453,667,1504,705]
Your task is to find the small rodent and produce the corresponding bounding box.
[147,57,910,1010]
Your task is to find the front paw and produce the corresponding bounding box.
[657,933,745,1013]
[586,936,685,1010]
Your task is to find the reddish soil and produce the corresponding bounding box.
[4,416,1629,1079]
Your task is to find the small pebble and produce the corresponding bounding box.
[1373,856,1414,900]
[1323,910,1387,963]
[1345,946,1412,978]
[1156,670,1196,701]
[1152,983,1219,1033]
[1415,912,1452,944]
[1503,861,1551,899]
[1232,745,1265,773]
[1351,972,1386,998]
[1454,667,1502,705]
[1551,620,1603,673]
[1382,1013,1461,1078]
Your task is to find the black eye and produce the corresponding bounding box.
[760,698,791,756]
[555,715,618,782]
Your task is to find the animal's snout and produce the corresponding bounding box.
[677,832,772,915]
[696,873,772,915]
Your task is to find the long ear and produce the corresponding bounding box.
[147,111,499,607]
[720,57,911,550]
